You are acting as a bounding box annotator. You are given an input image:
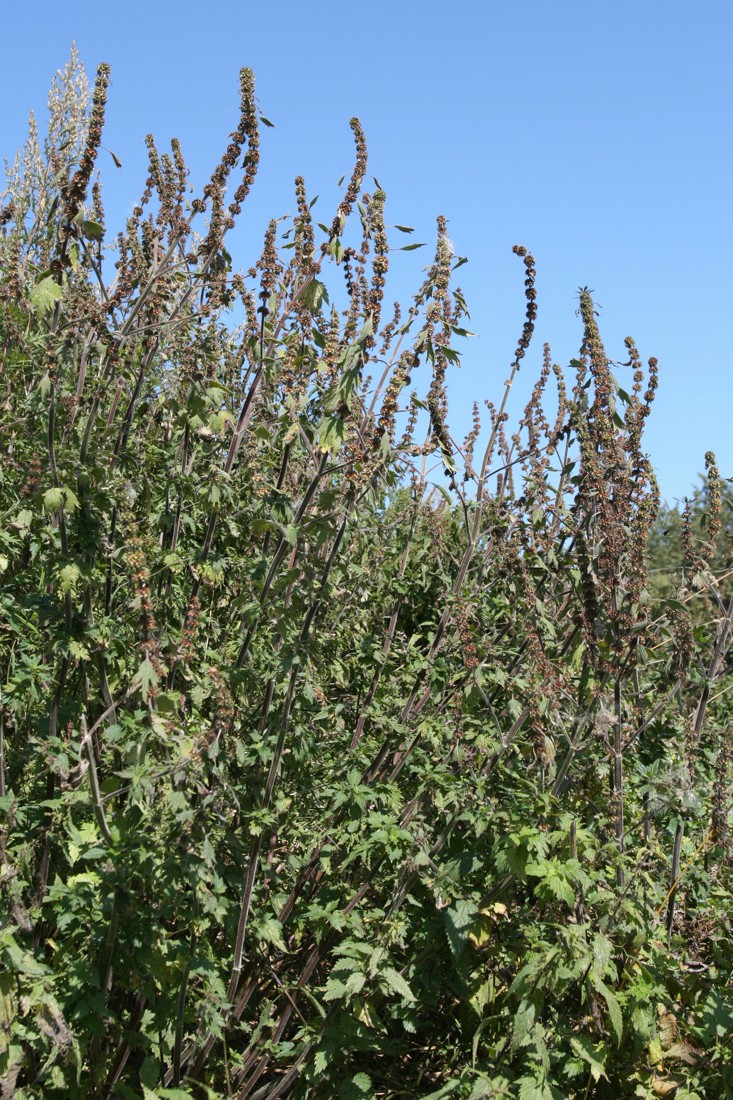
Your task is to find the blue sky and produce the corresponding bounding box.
[3,0,731,505]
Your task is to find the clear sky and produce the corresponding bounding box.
[3,0,731,505]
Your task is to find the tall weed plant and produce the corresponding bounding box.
[1,51,732,1099]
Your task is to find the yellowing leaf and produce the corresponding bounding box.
[469,918,493,950]
[667,1039,700,1065]
[651,1073,685,1097]
[657,1005,679,1050]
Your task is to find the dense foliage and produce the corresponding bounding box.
[1,51,732,1099]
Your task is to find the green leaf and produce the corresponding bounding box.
[511,1000,536,1052]
[42,487,64,512]
[10,508,33,531]
[595,979,623,1044]
[344,971,366,997]
[67,639,91,661]
[30,276,63,316]
[397,242,426,251]
[323,977,348,1002]
[155,692,180,715]
[432,482,455,506]
[58,563,80,594]
[421,1081,462,1098]
[570,1036,609,1082]
[526,861,576,907]
[301,279,329,311]
[255,916,286,950]
[663,598,688,612]
[329,237,345,264]
[1,933,48,977]
[518,1080,553,1100]
[62,486,80,512]
[380,966,415,1003]
[443,899,478,957]
[137,657,160,701]
[140,1056,161,1088]
[339,1074,373,1098]
[316,415,347,455]
[81,219,104,241]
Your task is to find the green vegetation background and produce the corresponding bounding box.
[1,52,732,1099]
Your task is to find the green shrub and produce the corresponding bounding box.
[1,51,732,1099]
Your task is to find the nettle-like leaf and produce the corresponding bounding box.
[443,899,479,957]
[339,1073,373,1099]
[379,965,416,1004]
[526,859,576,907]
[30,275,63,316]
[1,46,731,1100]
[569,1035,609,1082]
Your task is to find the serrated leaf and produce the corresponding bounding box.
[344,971,366,997]
[543,868,574,907]
[255,915,286,950]
[301,279,329,311]
[324,977,348,1001]
[136,657,160,701]
[67,639,90,661]
[43,487,64,512]
[58,563,80,593]
[316,415,346,455]
[443,899,478,957]
[81,219,103,241]
[421,1083,461,1098]
[570,1036,609,1082]
[11,508,33,531]
[511,1000,536,1052]
[518,1080,552,1100]
[2,937,48,976]
[62,487,80,512]
[595,979,623,1044]
[339,1073,372,1098]
[380,966,415,1003]
[140,1055,160,1088]
[30,276,63,316]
